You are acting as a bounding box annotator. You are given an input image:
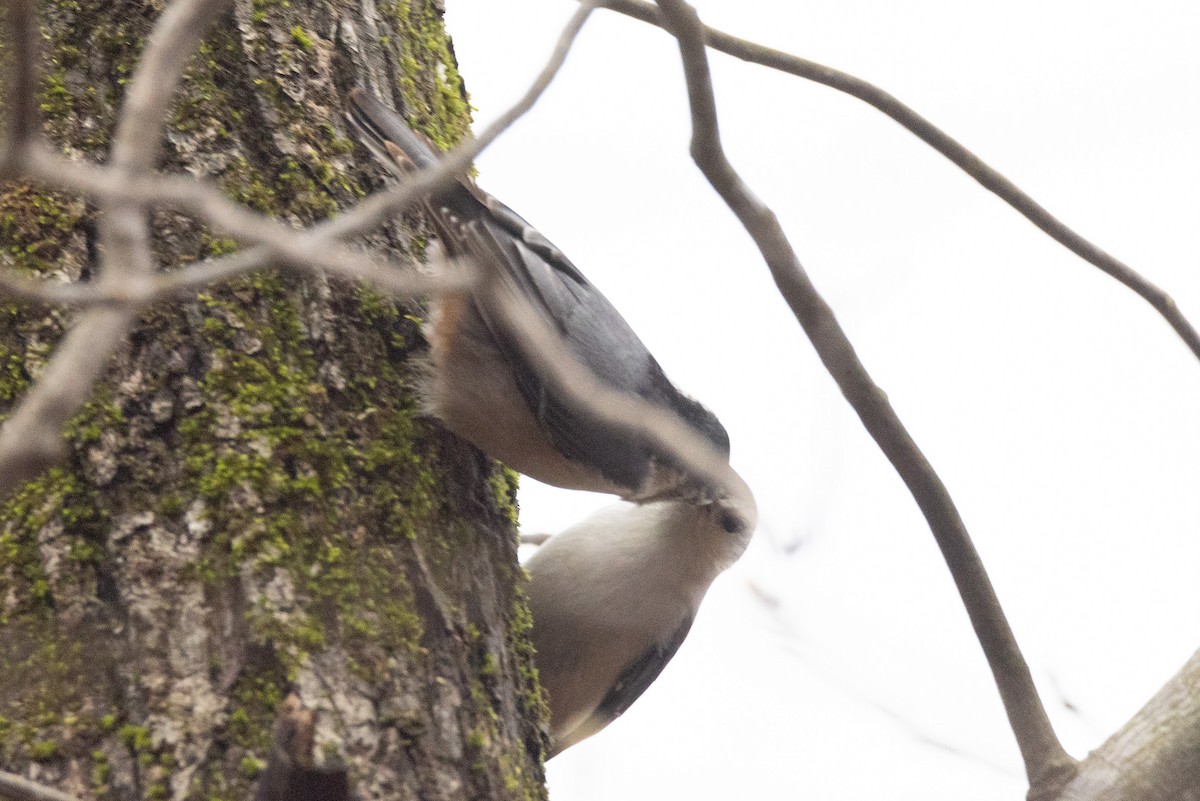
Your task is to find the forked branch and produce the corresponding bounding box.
[650,0,1077,793]
[596,0,1200,365]
[0,0,601,495]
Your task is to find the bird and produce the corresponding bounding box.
[523,472,757,756]
[344,86,730,503]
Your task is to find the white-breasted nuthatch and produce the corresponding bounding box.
[524,473,757,756]
[344,87,729,503]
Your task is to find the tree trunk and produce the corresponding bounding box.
[0,1,548,800]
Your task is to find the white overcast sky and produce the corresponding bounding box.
[441,2,1200,798]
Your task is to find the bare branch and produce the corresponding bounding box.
[650,0,1076,791]
[103,0,229,286]
[23,145,271,226]
[0,0,232,494]
[155,244,474,302]
[597,0,1200,364]
[320,0,605,243]
[12,147,473,304]
[0,0,598,310]
[109,0,233,172]
[1056,647,1200,801]
[0,770,83,801]
[98,199,155,281]
[1,0,39,173]
[0,0,600,308]
[0,260,124,307]
[0,0,633,499]
[0,243,467,309]
[330,0,749,507]
[0,307,134,494]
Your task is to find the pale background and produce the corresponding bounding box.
[442,2,1200,798]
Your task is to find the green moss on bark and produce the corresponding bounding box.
[0,1,547,798]
[379,0,473,151]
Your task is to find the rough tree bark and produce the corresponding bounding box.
[0,1,548,800]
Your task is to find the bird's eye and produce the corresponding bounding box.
[718,509,742,534]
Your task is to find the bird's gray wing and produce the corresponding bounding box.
[345,86,662,489]
[459,214,655,490]
[548,615,695,757]
[596,614,695,723]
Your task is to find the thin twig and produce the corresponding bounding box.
[0,0,143,498]
[109,0,234,172]
[97,198,155,281]
[165,0,598,292]
[0,0,600,308]
[0,0,136,501]
[0,0,597,492]
[103,0,230,277]
[327,0,761,504]
[596,0,1200,364]
[650,0,1076,792]
[14,149,333,291]
[17,147,473,303]
[0,259,122,307]
[23,145,279,227]
[0,307,135,494]
[0,0,231,495]
[153,245,474,302]
[320,0,605,243]
[0,770,83,801]
[0,246,468,308]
